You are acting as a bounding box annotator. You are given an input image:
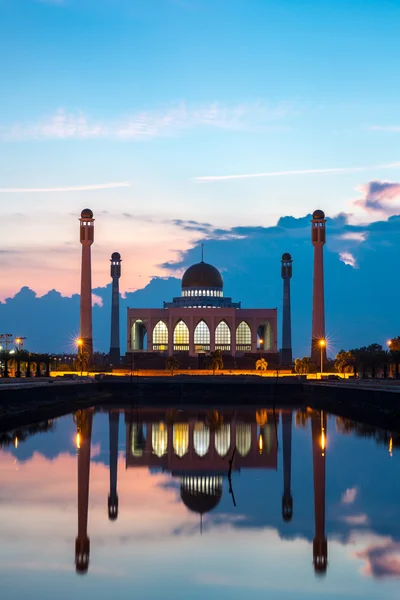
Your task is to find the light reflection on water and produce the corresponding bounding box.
[0,407,399,600]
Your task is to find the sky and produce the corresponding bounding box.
[1,0,400,354]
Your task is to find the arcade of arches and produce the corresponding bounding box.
[129,317,274,356]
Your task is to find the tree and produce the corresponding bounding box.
[74,351,90,376]
[255,357,268,371]
[334,350,355,374]
[208,350,224,374]
[389,336,400,379]
[166,356,179,375]
[294,357,311,375]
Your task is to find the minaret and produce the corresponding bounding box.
[109,252,121,366]
[281,253,293,367]
[311,210,326,363]
[311,410,327,574]
[108,411,119,520]
[79,209,95,364]
[75,408,94,574]
[281,411,293,522]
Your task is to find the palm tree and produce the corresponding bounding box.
[74,351,90,376]
[334,350,354,374]
[294,357,311,375]
[166,356,179,376]
[255,357,268,371]
[208,350,224,374]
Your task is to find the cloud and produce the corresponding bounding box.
[357,541,400,578]
[3,102,290,141]
[368,125,400,132]
[341,514,369,525]
[339,251,357,268]
[0,182,131,193]
[195,162,400,182]
[354,180,400,215]
[341,487,358,504]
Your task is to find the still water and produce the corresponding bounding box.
[0,406,399,599]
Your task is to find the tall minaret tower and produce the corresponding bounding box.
[109,252,121,366]
[281,253,293,367]
[79,209,95,364]
[281,410,293,522]
[75,408,94,574]
[311,210,326,363]
[311,410,327,574]
[108,411,119,520]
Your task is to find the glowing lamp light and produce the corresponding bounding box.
[14,437,18,449]
[319,339,326,348]
[76,338,83,347]
[389,436,393,457]
[76,433,81,450]
[321,431,326,453]
[388,340,392,347]
[258,433,264,454]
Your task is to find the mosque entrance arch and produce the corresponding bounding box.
[257,321,272,351]
[131,319,147,350]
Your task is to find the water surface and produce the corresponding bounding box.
[1,406,399,599]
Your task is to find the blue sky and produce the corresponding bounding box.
[1,0,400,352]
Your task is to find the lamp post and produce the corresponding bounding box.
[319,339,326,379]
[77,338,84,376]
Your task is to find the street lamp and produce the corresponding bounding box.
[76,338,83,353]
[319,339,326,379]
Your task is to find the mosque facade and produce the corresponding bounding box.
[127,261,278,358]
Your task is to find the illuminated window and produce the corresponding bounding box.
[174,320,189,351]
[195,290,198,296]
[131,424,146,457]
[152,422,168,457]
[215,424,231,457]
[215,321,231,351]
[194,320,210,352]
[152,321,168,350]
[236,321,251,350]
[173,423,189,457]
[236,424,251,457]
[194,422,210,456]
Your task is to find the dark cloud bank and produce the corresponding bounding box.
[2,211,400,358]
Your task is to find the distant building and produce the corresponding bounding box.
[126,260,278,361]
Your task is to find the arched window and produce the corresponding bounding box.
[193,422,210,457]
[215,424,231,457]
[173,423,189,457]
[131,424,146,457]
[236,321,252,351]
[152,321,168,350]
[194,320,210,352]
[174,320,189,351]
[152,422,168,457]
[215,320,231,351]
[236,424,251,457]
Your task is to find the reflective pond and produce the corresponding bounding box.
[1,406,399,599]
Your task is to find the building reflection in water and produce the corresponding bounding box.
[126,409,278,524]
[74,408,94,574]
[68,407,329,576]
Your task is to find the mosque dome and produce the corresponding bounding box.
[111,252,121,260]
[282,253,292,261]
[81,208,93,218]
[312,209,325,220]
[180,476,222,514]
[182,262,223,290]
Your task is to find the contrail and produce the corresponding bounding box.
[0,182,131,193]
[195,162,400,182]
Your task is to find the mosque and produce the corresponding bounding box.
[127,260,278,364]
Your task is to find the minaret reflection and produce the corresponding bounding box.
[311,410,327,574]
[282,411,293,522]
[74,408,93,574]
[108,411,119,520]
